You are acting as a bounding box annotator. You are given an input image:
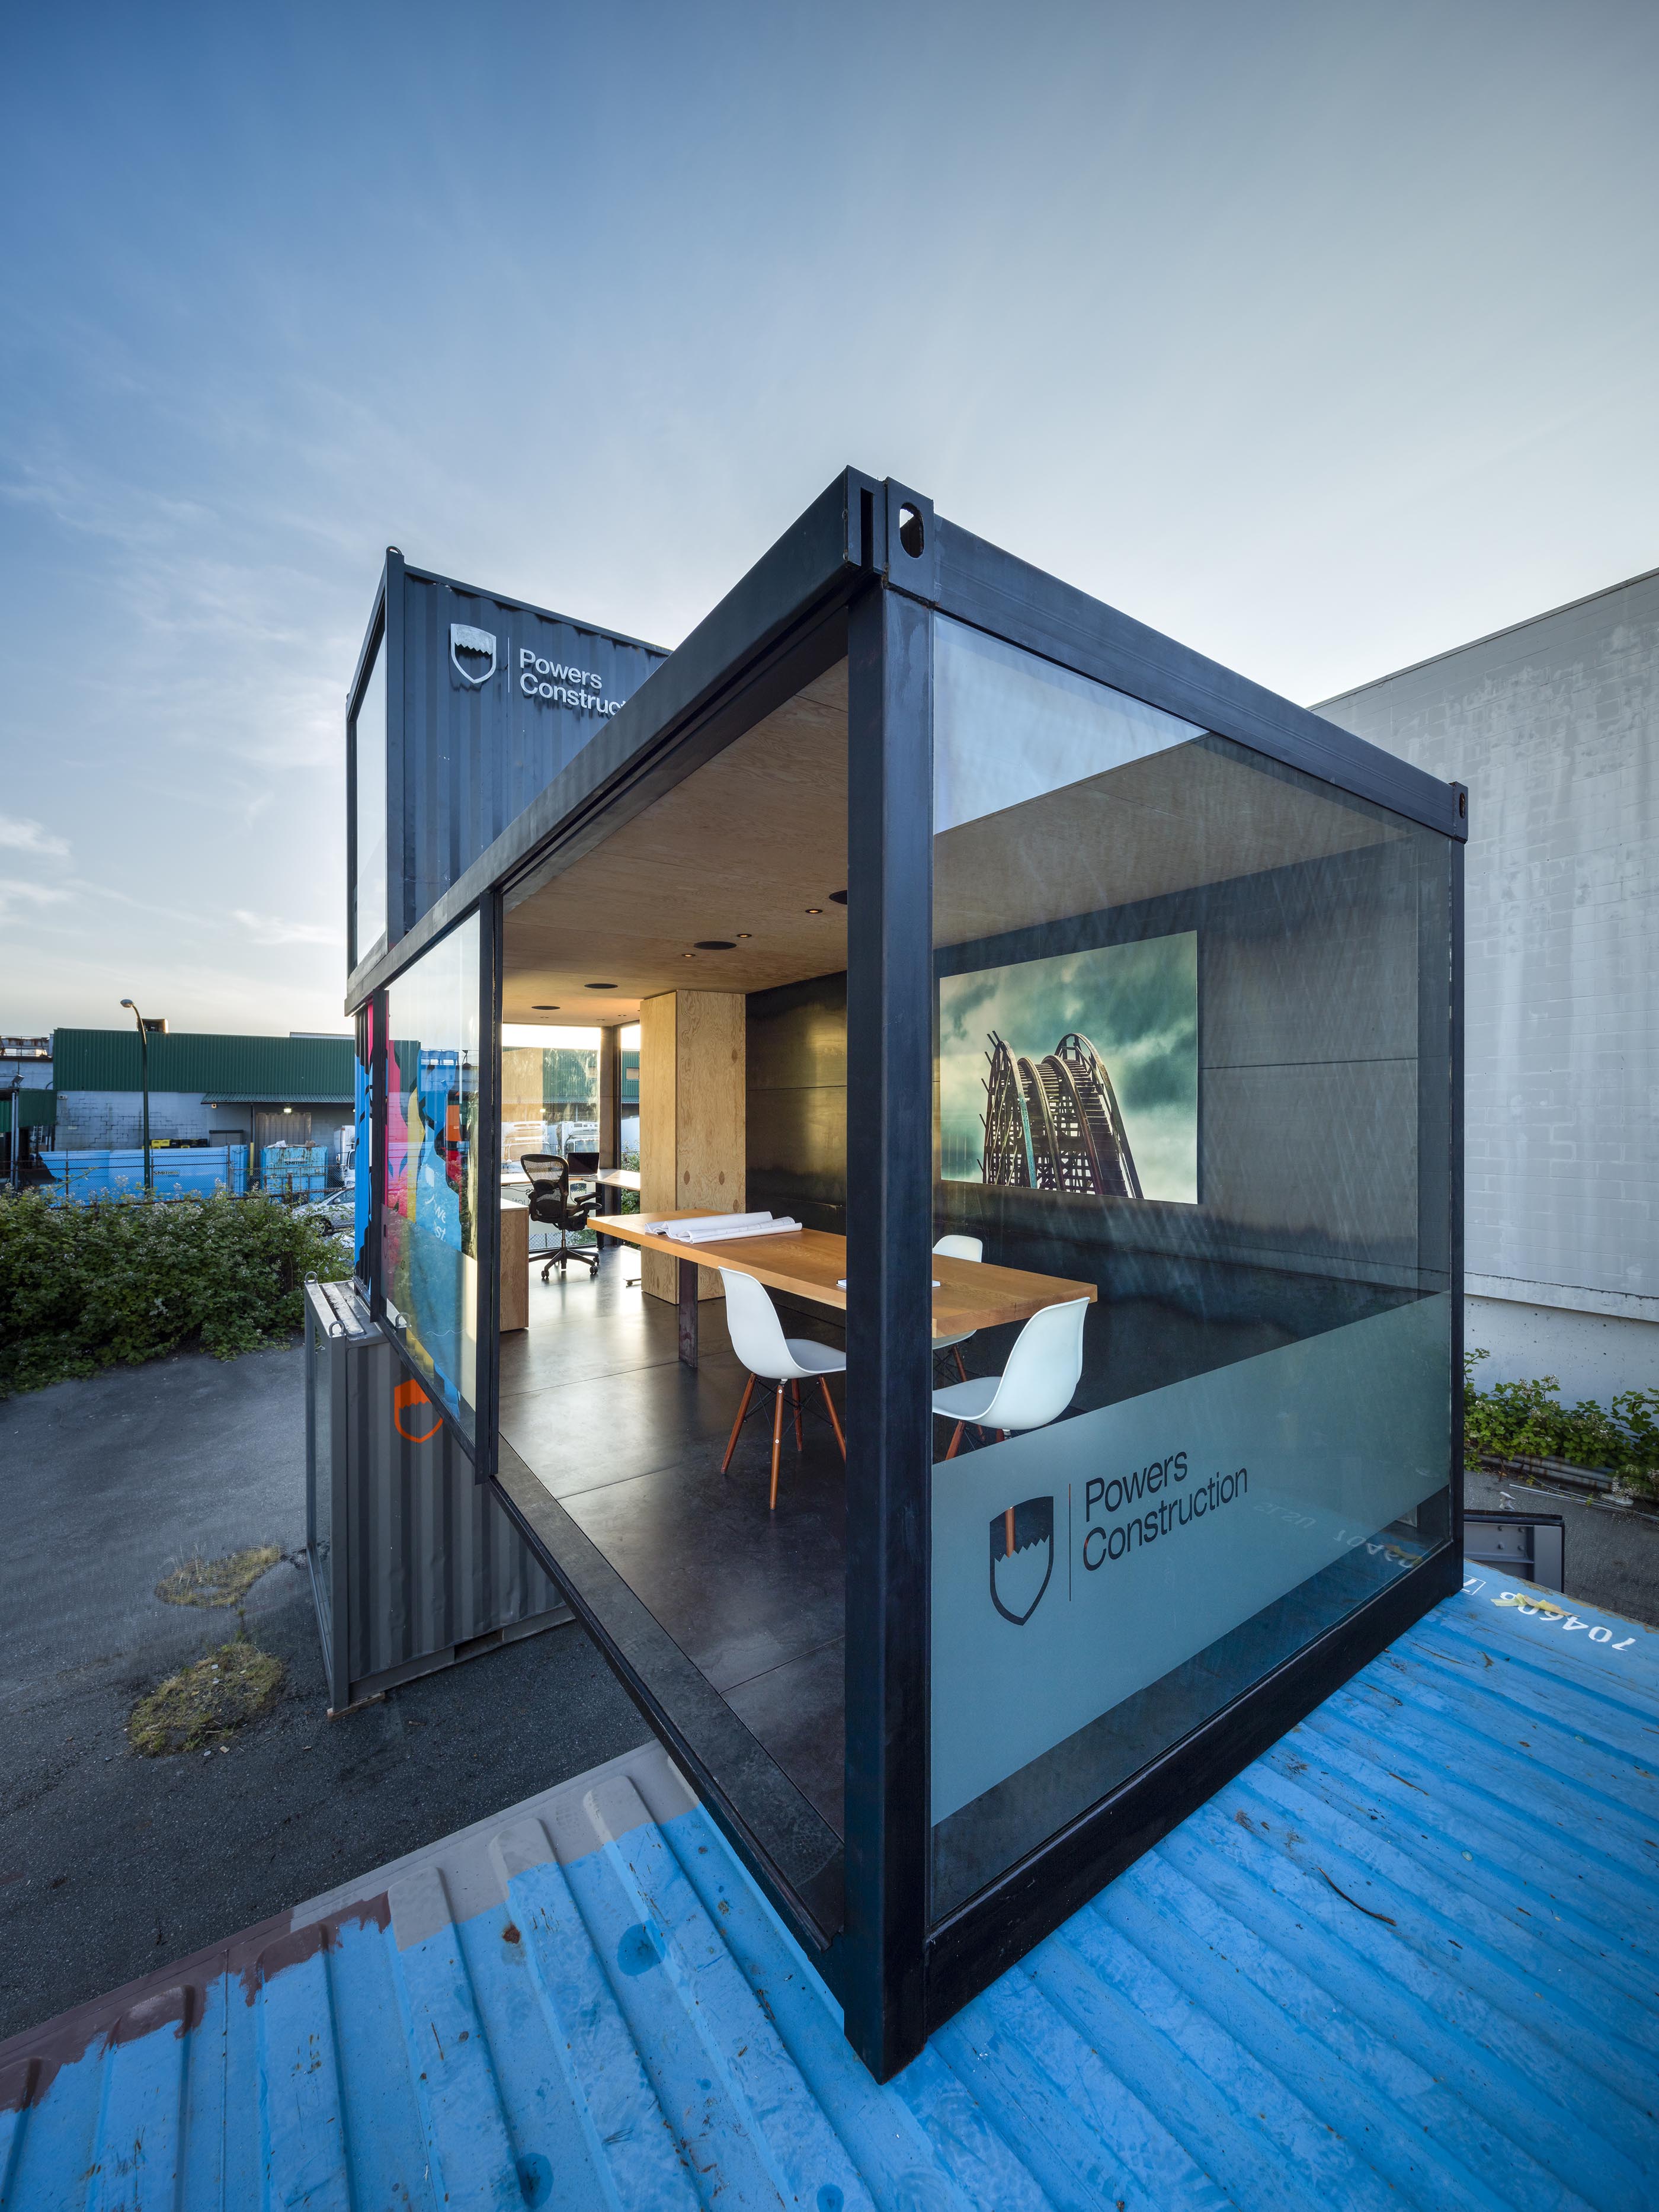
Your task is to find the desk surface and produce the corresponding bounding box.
[595,1212,1096,1334]
[595,1167,642,1190]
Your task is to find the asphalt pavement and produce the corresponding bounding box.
[1467,1464,1659,1628]
[0,1344,649,2044]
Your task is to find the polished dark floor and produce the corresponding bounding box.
[499,1250,848,1833]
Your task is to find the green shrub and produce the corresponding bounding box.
[1463,1349,1659,1496]
[0,1189,350,1396]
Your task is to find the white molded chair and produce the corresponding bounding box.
[931,1233,984,1381]
[719,1267,847,1509]
[931,1297,1088,1459]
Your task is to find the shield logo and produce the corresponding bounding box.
[393,1377,442,1443]
[450,623,498,686]
[988,1496,1055,1625]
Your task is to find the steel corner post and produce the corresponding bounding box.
[841,577,934,2079]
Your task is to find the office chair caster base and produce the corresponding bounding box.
[540,1250,600,1281]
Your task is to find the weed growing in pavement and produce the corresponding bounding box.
[155,1545,284,1609]
[127,1634,284,1756]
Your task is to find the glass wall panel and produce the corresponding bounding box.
[353,638,387,966]
[501,1035,599,1165]
[382,915,481,1438]
[930,614,1453,1918]
[622,1025,640,1163]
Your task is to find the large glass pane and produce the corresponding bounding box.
[621,1023,640,1163]
[354,638,387,966]
[382,915,482,1437]
[501,1031,599,1166]
[929,615,1453,1916]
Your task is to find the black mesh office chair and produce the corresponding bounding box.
[521,1154,598,1279]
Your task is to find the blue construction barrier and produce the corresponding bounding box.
[260,1142,329,1198]
[39,1145,249,1203]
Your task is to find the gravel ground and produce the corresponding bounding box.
[0,1343,648,2044]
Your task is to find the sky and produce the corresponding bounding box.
[2,0,1655,1038]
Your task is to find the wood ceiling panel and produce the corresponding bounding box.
[504,662,848,1023]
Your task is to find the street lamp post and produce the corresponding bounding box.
[119,998,163,1198]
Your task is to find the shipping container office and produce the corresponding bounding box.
[343,474,1465,2079]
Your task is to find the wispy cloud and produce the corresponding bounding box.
[0,814,70,859]
[0,877,72,917]
[233,908,341,947]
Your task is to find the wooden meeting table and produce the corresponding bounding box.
[594,1211,1096,1369]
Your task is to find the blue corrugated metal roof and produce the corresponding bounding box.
[2,1566,1655,2210]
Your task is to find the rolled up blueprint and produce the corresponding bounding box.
[665,1213,803,1244]
[638,1209,771,1235]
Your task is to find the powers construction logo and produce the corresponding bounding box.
[988,1496,1055,1625]
[450,623,499,686]
[393,1377,442,1443]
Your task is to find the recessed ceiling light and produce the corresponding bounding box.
[681,952,696,959]
[585,983,617,991]
[804,907,822,915]
[829,889,847,905]
[694,940,736,950]
[735,931,752,939]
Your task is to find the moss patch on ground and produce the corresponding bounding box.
[155,1544,282,1609]
[127,1635,284,1756]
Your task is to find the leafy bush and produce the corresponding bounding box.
[0,1189,350,1396]
[1463,1349,1659,1496]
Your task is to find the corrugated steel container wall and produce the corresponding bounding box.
[396,570,667,934]
[0,1090,55,1132]
[49,1029,354,1099]
[4,1579,1656,2210]
[306,1282,565,1707]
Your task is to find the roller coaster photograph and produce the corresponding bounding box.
[979,1030,1144,1198]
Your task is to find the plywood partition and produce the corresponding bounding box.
[638,991,746,1301]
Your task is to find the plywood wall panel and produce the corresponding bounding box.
[677,992,746,1299]
[637,990,746,1302]
[639,993,679,1303]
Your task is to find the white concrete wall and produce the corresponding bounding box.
[1318,569,1658,1404]
[55,1090,212,1149]
[1467,1294,1655,1408]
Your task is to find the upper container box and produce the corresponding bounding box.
[348,552,668,969]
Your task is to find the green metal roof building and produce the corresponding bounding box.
[37,1029,357,1161]
[50,1029,354,1103]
